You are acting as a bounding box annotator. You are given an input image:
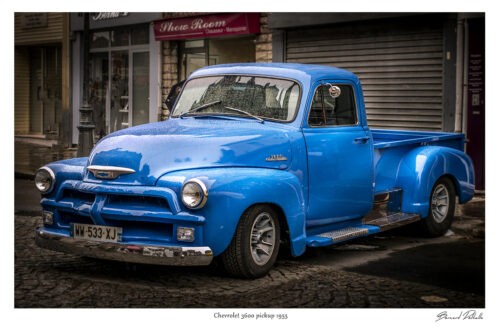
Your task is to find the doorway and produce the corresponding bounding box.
[466,18,485,190]
[88,25,151,138]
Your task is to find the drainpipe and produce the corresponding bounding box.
[454,14,465,133]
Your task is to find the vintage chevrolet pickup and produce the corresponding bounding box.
[34,63,475,278]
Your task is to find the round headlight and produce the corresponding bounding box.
[181,178,208,209]
[34,167,55,194]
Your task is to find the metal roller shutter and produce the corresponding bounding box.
[285,20,444,131]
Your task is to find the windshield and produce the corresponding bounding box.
[171,75,301,122]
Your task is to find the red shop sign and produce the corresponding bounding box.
[153,13,260,40]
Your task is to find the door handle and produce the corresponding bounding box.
[354,136,370,144]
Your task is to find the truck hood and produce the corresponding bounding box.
[85,118,292,185]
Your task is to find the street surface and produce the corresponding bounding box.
[14,178,485,308]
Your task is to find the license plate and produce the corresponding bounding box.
[72,223,122,243]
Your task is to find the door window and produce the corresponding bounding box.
[308,84,357,127]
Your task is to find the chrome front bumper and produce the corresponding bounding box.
[35,228,213,266]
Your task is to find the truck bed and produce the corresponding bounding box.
[372,129,467,194]
[372,129,465,151]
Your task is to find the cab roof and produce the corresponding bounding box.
[189,62,360,85]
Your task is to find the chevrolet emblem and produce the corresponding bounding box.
[87,165,135,180]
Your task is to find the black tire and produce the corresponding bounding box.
[221,205,281,278]
[422,177,456,237]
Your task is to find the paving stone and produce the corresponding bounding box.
[15,214,485,308]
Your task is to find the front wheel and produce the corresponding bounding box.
[221,205,281,278]
[422,177,456,237]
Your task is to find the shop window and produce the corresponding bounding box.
[111,28,130,47]
[180,36,255,81]
[91,31,110,48]
[185,40,204,48]
[131,26,149,45]
[208,37,255,64]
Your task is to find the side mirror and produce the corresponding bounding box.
[326,84,341,98]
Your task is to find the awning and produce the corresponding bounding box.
[153,13,260,41]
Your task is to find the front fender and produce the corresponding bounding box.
[40,158,88,199]
[157,167,307,257]
[396,146,475,217]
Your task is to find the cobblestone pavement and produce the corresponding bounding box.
[15,215,484,308]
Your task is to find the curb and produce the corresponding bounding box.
[15,172,34,180]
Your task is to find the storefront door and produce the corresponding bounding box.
[89,52,108,138]
[466,18,485,190]
[110,51,129,133]
[131,51,149,126]
[89,25,151,138]
[91,49,150,137]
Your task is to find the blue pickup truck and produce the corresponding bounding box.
[34,63,475,278]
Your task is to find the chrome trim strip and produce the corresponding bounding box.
[87,165,135,180]
[53,180,183,215]
[35,228,213,266]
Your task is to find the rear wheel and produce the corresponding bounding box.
[221,205,280,278]
[422,177,456,237]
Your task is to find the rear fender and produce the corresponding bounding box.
[157,168,307,257]
[396,146,475,217]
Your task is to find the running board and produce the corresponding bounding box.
[306,226,376,247]
[362,212,421,231]
[362,188,421,231]
[305,188,421,248]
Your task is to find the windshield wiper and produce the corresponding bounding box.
[224,106,264,123]
[180,100,222,118]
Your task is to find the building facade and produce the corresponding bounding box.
[15,12,484,190]
[155,12,272,118]
[69,12,272,140]
[70,12,163,143]
[15,13,71,145]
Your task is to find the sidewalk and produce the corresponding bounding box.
[452,193,485,238]
[15,140,77,178]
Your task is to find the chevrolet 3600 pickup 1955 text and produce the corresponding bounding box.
[34,63,475,278]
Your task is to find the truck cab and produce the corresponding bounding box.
[34,63,475,278]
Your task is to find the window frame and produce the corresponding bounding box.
[306,82,359,128]
[170,74,303,124]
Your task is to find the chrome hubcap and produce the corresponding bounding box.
[250,212,276,266]
[431,184,449,223]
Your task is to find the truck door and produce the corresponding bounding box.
[303,82,374,226]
